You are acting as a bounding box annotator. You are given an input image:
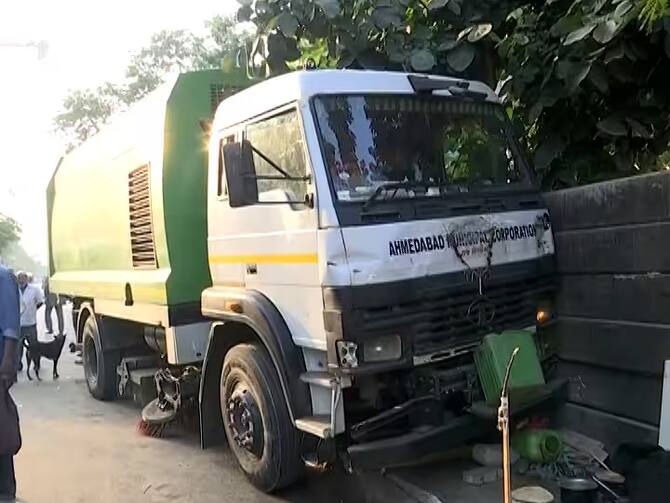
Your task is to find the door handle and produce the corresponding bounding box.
[246,263,258,275]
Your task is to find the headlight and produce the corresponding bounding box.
[363,335,402,363]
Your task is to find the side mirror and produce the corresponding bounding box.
[223,140,258,208]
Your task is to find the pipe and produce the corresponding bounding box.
[498,347,519,503]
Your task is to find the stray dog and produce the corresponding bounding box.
[24,334,67,381]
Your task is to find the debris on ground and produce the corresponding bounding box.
[558,477,598,502]
[472,443,519,467]
[517,449,590,481]
[593,468,625,485]
[610,442,670,503]
[512,429,562,463]
[462,466,502,486]
[559,429,608,464]
[511,485,554,503]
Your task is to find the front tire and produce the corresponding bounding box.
[220,343,303,492]
[82,316,119,401]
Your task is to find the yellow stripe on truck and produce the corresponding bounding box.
[210,253,318,265]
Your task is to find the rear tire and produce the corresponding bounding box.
[220,343,303,492]
[82,316,119,401]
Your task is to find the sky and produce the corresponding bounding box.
[0,0,237,262]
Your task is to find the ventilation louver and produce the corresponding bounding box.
[128,165,157,268]
[210,84,243,113]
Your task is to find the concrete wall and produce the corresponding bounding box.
[543,172,670,449]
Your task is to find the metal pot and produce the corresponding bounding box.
[559,477,598,503]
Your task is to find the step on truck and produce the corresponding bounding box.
[48,68,561,492]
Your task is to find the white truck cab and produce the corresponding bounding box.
[200,70,557,490]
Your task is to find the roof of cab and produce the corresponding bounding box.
[212,69,498,132]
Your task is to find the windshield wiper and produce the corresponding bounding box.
[362,181,434,210]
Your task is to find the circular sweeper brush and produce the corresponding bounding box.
[138,398,178,438]
[137,366,201,438]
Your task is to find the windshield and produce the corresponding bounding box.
[313,95,531,202]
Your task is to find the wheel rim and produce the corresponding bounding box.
[84,336,98,386]
[226,381,264,458]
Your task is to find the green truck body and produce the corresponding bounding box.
[47,70,249,312]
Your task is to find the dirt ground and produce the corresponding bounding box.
[11,305,368,503]
[9,304,525,503]
[12,355,368,503]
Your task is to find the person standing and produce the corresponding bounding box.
[43,277,64,336]
[17,271,43,371]
[0,265,20,501]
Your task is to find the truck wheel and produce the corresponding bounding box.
[82,316,119,401]
[220,343,303,492]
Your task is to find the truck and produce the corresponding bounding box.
[48,68,560,492]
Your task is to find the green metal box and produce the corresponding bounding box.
[474,330,545,404]
[47,70,250,318]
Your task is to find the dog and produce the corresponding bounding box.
[23,334,67,381]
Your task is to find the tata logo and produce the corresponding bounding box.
[466,296,496,328]
[464,269,490,285]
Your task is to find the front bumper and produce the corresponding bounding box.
[323,256,556,374]
[347,378,567,471]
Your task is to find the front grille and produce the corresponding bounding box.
[359,275,554,355]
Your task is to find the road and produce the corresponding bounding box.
[10,304,511,503]
[11,305,367,503]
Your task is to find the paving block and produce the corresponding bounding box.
[462,466,502,486]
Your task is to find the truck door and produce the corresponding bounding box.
[209,105,324,350]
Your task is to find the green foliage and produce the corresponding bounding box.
[658,149,670,169]
[239,0,521,79]
[0,216,40,277]
[204,16,254,69]
[238,0,670,189]
[1,242,46,278]
[639,0,670,32]
[54,18,249,150]
[53,84,121,149]
[120,30,211,104]
[499,0,670,188]
[0,214,21,255]
[55,1,670,190]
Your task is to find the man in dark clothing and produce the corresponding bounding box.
[0,265,20,501]
[43,277,64,335]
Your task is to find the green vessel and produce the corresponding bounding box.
[474,330,546,404]
[511,429,563,463]
[47,70,250,318]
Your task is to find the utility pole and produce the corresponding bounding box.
[0,40,49,60]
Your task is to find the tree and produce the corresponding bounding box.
[53,83,121,148]
[54,17,249,149]
[120,29,211,104]
[0,214,21,256]
[639,0,670,31]
[2,242,46,277]
[499,0,670,188]
[237,0,520,78]
[203,15,255,70]
[240,0,670,189]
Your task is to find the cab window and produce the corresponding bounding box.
[245,110,309,203]
[217,134,235,197]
